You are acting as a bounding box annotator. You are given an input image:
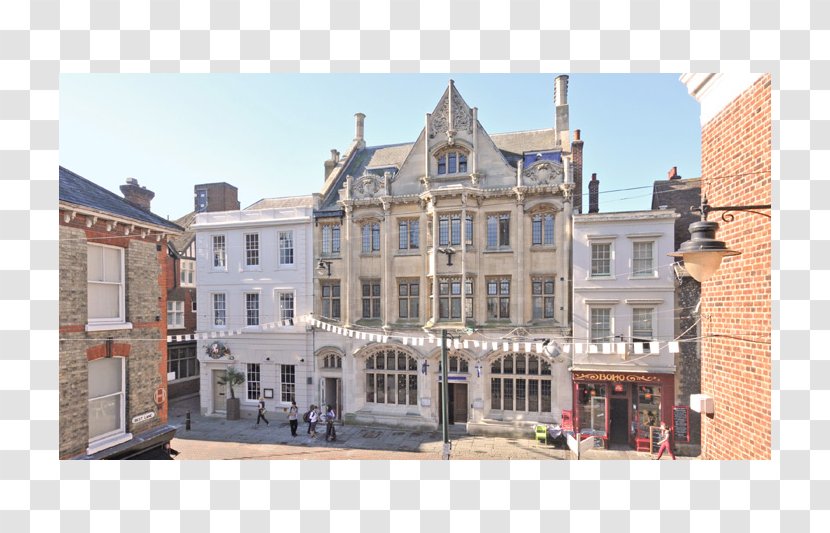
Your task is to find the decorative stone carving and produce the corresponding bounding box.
[352,174,382,199]
[429,93,474,139]
[522,161,565,186]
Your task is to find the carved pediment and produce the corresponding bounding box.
[523,161,564,186]
[429,89,474,140]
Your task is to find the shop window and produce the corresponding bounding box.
[637,386,662,438]
[365,349,418,406]
[489,353,553,413]
[577,383,606,436]
[280,365,295,402]
[168,345,199,380]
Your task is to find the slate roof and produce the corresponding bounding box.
[169,211,197,254]
[59,166,183,233]
[650,177,702,247]
[318,129,561,210]
[245,195,315,210]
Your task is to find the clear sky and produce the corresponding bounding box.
[59,74,701,221]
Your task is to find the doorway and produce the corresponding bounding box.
[322,377,342,420]
[439,383,468,425]
[212,369,226,413]
[609,398,629,445]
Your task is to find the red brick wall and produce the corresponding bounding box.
[699,74,772,460]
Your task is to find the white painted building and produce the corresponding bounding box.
[193,197,315,417]
[571,208,679,449]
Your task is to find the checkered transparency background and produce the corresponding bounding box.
[0,0,824,531]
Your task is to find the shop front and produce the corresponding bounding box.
[571,371,675,450]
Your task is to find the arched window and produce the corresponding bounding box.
[489,353,553,413]
[322,354,342,369]
[435,149,469,175]
[365,348,418,405]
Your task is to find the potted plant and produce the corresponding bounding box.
[216,367,246,420]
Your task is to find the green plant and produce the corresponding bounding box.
[216,367,246,399]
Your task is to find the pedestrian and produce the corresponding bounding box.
[256,397,269,426]
[309,405,319,438]
[305,404,314,434]
[288,400,299,437]
[654,421,676,460]
[325,404,337,442]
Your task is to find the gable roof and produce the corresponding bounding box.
[245,195,315,210]
[59,166,183,233]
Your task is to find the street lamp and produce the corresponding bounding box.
[668,196,770,282]
[436,247,456,266]
[316,259,332,277]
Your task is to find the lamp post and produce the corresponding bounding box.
[441,329,450,450]
[668,196,770,282]
[316,259,332,277]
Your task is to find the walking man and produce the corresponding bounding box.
[288,400,298,437]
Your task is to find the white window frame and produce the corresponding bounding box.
[280,364,296,403]
[631,240,656,278]
[180,259,195,287]
[276,290,295,324]
[87,243,126,327]
[632,307,655,353]
[212,292,227,328]
[86,356,131,454]
[589,307,613,343]
[245,292,260,327]
[212,234,227,271]
[246,363,261,401]
[167,300,184,329]
[279,231,295,267]
[589,241,614,279]
[244,232,260,270]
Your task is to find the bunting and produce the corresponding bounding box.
[176,314,683,357]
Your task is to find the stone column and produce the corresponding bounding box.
[343,204,353,327]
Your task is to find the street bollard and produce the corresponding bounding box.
[185,410,191,431]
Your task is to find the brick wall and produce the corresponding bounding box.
[699,74,772,460]
[59,219,172,458]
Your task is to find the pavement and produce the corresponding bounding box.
[167,395,697,461]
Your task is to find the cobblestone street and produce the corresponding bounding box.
[169,396,695,461]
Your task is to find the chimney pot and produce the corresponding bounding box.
[668,166,680,180]
[120,178,155,211]
[574,129,581,141]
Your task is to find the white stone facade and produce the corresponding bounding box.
[310,78,579,435]
[193,201,315,418]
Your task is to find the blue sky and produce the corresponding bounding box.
[59,74,701,221]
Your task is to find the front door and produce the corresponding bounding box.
[212,369,226,412]
[610,398,629,445]
[323,377,342,420]
[452,384,468,424]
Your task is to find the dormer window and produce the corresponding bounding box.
[436,149,468,175]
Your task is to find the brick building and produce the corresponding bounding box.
[651,169,702,452]
[680,73,772,459]
[165,183,240,401]
[59,168,183,459]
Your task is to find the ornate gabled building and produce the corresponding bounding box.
[309,77,582,434]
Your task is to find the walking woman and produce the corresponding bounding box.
[256,397,269,426]
[325,405,337,442]
[654,421,676,460]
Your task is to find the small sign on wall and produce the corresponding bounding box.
[263,388,274,399]
[420,398,431,406]
[132,411,155,424]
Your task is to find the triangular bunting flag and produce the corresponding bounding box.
[634,343,644,355]
[602,343,612,354]
[669,341,680,353]
[575,344,583,354]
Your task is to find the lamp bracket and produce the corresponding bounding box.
[692,196,771,222]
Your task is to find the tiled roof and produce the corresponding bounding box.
[319,130,561,209]
[651,177,702,247]
[59,166,183,233]
[170,211,197,254]
[245,195,315,210]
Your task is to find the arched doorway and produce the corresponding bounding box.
[317,349,343,420]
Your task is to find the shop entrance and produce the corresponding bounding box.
[439,383,468,425]
[609,398,629,445]
[321,377,342,420]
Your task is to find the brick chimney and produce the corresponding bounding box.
[120,178,155,211]
[324,149,340,180]
[668,166,681,180]
[572,129,584,214]
[588,173,599,213]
